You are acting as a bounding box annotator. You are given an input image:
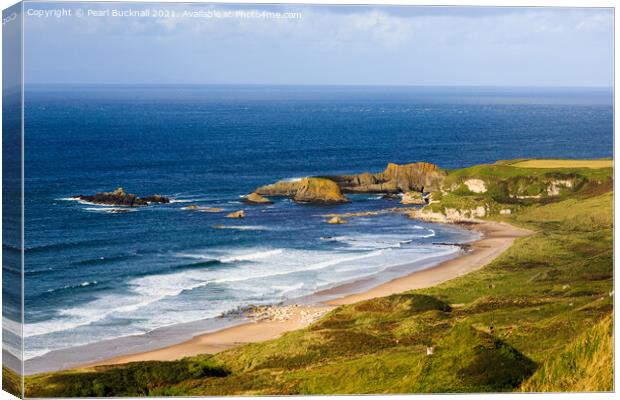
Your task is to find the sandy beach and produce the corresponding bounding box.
[327,221,532,305]
[80,220,532,368]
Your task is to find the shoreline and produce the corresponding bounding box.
[74,219,532,370]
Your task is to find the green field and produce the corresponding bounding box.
[23,160,613,396]
[504,159,613,169]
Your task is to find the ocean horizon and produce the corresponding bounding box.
[10,84,613,373]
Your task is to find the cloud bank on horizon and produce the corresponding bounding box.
[23,3,613,87]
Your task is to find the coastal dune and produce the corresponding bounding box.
[82,220,532,368]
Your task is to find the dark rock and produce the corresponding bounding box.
[381,193,401,200]
[142,194,170,204]
[77,187,169,207]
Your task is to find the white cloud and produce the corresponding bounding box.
[23,4,613,86]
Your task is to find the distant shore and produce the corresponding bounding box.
[78,220,532,369]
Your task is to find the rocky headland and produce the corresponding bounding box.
[254,163,443,204]
[324,162,445,194]
[76,187,169,207]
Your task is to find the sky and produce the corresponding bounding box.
[22,2,614,87]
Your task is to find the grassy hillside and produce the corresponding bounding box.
[2,367,22,398]
[24,160,613,396]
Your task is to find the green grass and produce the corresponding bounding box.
[520,313,613,392]
[2,367,22,398]
[24,160,613,396]
[26,358,228,397]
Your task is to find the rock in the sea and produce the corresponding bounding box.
[243,192,273,205]
[381,193,401,200]
[141,194,170,204]
[256,177,349,204]
[327,216,348,224]
[184,204,200,210]
[253,162,443,204]
[325,162,445,194]
[227,210,245,218]
[77,187,170,207]
[294,178,349,204]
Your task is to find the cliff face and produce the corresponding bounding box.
[256,177,349,204]
[326,162,445,194]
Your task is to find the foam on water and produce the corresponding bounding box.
[23,236,461,361]
[83,207,138,214]
[214,225,270,231]
[46,281,98,293]
[282,177,304,182]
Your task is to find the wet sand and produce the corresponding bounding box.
[327,221,532,305]
[79,220,532,368]
[79,305,332,367]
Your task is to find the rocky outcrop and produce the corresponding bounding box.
[464,179,487,194]
[400,192,426,205]
[407,206,488,223]
[325,162,445,194]
[256,177,349,204]
[243,192,273,205]
[327,216,348,224]
[546,179,574,196]
[141,194,170,204]
[77,187,169,207]
[254,162,443,204]
[227,210,245,218]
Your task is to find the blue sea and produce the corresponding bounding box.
[15,85,613,372]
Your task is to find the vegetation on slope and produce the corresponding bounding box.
[2,367,22,398]
[24,160,613,396]
[520,313,613,392]
[427,161,612,218]
[25,358,228,397]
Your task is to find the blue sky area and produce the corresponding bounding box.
[22,3,614,86]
